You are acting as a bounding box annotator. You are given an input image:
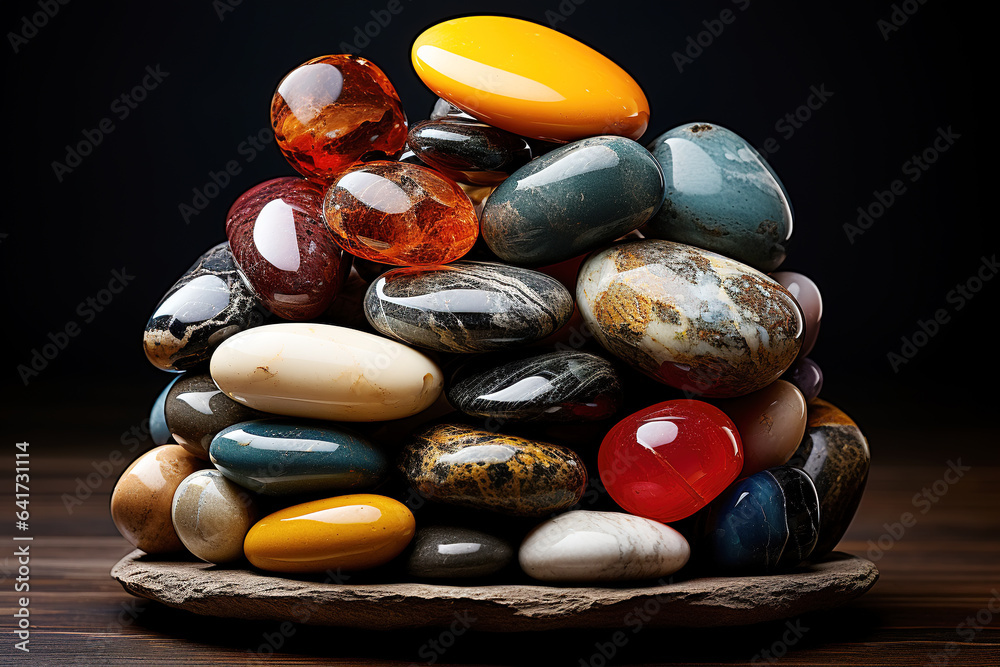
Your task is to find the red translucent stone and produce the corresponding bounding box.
[598,399,743,522]
[226,177,345,320]
[322,161,479,266]
[271,55,407,182]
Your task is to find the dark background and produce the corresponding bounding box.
[1,0,987,445]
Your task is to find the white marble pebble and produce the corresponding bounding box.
[518,510,690,582]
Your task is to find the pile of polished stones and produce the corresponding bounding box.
[113,15,870,585]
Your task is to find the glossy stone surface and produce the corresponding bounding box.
[701,466,820,574]
[210,419,387,496]
[210,323,443,422]
[598,400,743,523]
[781,357,824,402]
[149,376,180,445]
[716,380,808,477]
[577,240,804,397]
[787,399,871,556]
[164,373,267,459]
[519,511,690,582]
[645,123,793,272]
[412,16,649,142]
[323,161,478,266]
[111,445,208,554]
[430,97,475,121]
[171,470,258,564]
[364,261,573,353]
[401,424,588,517]
[447,351,623,423]
[405,526,513,579]
[226,177,345,321]
[772,272,823,358]
[244,494,415,573]
[144,243,263,372]
[407,118,534,186]
[271,55,407,182]
[481,136,664,266]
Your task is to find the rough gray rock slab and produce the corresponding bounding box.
[111,551,877,631]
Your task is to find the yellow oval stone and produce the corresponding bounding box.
[243,494,415,573]
[412,16,649,143]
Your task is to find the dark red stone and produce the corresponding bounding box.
[226,177,345,321]
[598,400,743,522]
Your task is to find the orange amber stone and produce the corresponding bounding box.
[271,55,407,183]
[323,161,479,266]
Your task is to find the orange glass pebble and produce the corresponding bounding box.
[243,494,415,573]
[412,16,649,143]
[271,55,407,182]
[323,161,479,266]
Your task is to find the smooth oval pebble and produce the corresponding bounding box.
[401,424,587,517]
[716,380,807,477]
[787,399,870,556]
[405,525,513,579]
[577,240,804,397]
[171,469,258,564]
[447,350,623,423]
[700,466,820,574]
[781,357,824,401]
[164,373,268,459]
[144,243,263,372]
[210,323,443,421]
[111,445,208,554]
[412,16,649,142]
[481,136,664,266]
[244,494,415,573]
[226,177,345,321]
[772,272,823,358]
[210,419,387,496]
[407,118,535,186]
[364,261,573,353]
[519,510,690,582]
[645,123,793,272]
[149,376,180,445]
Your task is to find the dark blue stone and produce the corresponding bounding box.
[149,376,180,446]
[209,419,387,496]
[701,466,820,573]
[645,123,792,272]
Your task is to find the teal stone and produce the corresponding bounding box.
[644,123,793,272]
[480,135,664,266]
[209,419,387,496]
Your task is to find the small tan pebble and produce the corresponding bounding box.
[171,469,258,564]
[111,445,207,554]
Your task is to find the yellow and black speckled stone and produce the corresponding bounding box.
[400,424,588,517]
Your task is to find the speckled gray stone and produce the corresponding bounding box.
[405,526,513,579]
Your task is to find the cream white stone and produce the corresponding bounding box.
[519,510,690,582]
[210,323,444,421]
[171,470,257,564]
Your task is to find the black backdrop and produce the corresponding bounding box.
[0,0,988,444]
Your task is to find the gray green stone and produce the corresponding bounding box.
[481,135,664,266]
[405,526,513,579]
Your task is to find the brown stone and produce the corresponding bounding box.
[111,551,877,630]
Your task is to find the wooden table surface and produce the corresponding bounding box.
[3,424,998,666]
